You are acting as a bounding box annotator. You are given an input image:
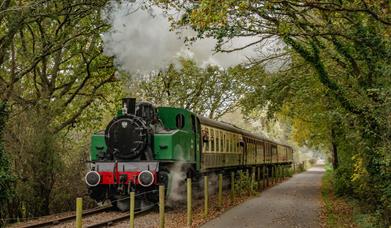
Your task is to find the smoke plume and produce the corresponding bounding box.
[102,1,268,74]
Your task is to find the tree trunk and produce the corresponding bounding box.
[0,102,14,225]
[331,127,338,169]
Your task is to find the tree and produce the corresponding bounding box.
[0,0,121,218]
[0,0,116,132]
[137,58,264,119]
[154,0,391,224]
[241,54,343,168]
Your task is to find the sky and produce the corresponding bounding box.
[101,0,279,75]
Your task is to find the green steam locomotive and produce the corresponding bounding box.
[85,98,293,210]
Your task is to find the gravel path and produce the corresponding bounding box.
[201,166,325,228]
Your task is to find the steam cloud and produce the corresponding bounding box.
[102,1,267,74]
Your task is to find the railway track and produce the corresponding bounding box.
[86,204,156,228]
[15,203,156,228]
[17,205,112,228]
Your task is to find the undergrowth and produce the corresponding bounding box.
[321,165,384,228]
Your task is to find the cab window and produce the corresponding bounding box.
[176,114,185,129]
[191,115,196,133]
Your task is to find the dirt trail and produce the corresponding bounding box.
[201,166,325,228]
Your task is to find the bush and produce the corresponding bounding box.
[234,170,258,196]
[333,166,354,196]
[0,103,15,226]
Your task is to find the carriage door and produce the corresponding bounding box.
[191,115,200,168]
[243,138,248,165]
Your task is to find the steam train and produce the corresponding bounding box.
[84,98,293,210]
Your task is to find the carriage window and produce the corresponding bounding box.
[203,128,209,152]
[236,135,239,152]
[272,146,277,157]
[233,135,237,153]
[223,134,226,152]
[225,134,231,152]
[176,114,185,129]
[229,134,231,153]
[230,134,233,153]
[210,129,215,152]
[237,136,241,151]
[234,136,236,152]
[216,130,220,152]
[220,131,223,152]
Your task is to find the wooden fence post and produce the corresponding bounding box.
[278,166,281,182]
[266,167,269,187]
[187,178,192,227]
[280,166,283,181]
[272,166,275,185]
[281,166,283,181]
[231,172,235,202]
[218,173,223,208]
[239,170,243,190]
[262,166,265,189]
[257,167,261,191]
[251,167,255,193]
[76,197,82,228]
[284,166,286,178]
[130,192,135,228]
[279,166,281,182]
[291,165,293,176]
[159,185,165,228]
[204,176,208,217]
[251,166,256,181]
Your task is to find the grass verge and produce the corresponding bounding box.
[321,165,384,228]
[321,165,356,228]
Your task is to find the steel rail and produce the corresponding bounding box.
[18,205,112,228]
[86,204,156,228]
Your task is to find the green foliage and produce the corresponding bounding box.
[324,166,385,228]
[3,93,121,220]
[4,110,61,217]
[0,0,117,132]
[0,103,15,225]
[137,58,264,119]
[234,171,257,196]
